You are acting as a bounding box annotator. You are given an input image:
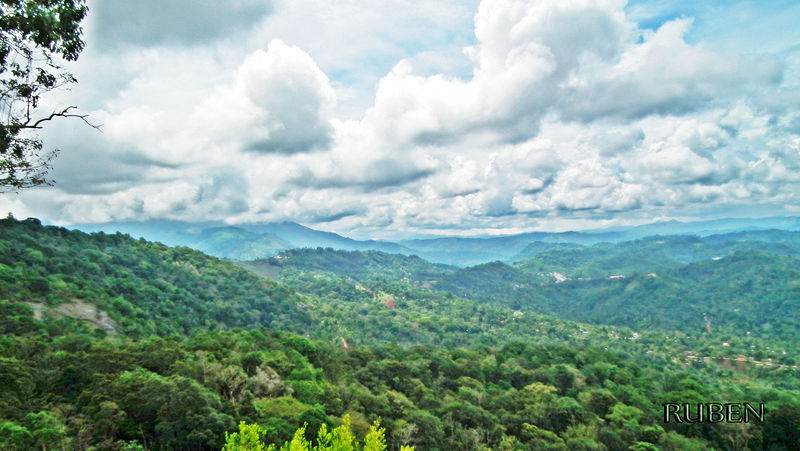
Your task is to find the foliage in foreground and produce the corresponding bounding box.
[222,416,412,451]
[1,324,798,450]
[0,0,90,189]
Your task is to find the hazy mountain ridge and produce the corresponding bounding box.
[190,226,294,261]
[71,219,413,261]
[513,231,800,270]
[67,216,800,266]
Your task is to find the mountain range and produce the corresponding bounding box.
[68,215,800,266]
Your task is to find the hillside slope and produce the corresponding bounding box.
[0,216,310,336]
[262,239,800,345]
[445,252,800,342]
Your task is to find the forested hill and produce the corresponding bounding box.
[263,233,800,344]
[440,251,800,342]
[0,216,310,336]
[0,216,669,349]
[259,247,456,281]
[511,232,800,269]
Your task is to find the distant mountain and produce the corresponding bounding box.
[399,236,532,267]
[0,216,653,348]
[251,247,455,282]
[190,226,293,261]
[66,216,800,266]
[434,233,800,340]
[512,231,800,276]
[68,219,411,261]
[401,216,800,266]
[510,241,585,261]
[586,216,800,238]
[71,219,225,248]
[400,231,627,266]
[236,221,412,254]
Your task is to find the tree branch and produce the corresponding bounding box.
[26,106,101,130]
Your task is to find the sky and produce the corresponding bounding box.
[2,0,799,239]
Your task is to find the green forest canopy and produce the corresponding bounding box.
[1,216,799,450]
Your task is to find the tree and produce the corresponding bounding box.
[223,422,268,451]
[24,411,67,451]
[0,0,92,190]
[362,421,387,451]
[221,416,411,451]
[0,421,33,451]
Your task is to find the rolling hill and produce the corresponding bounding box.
[0,216,310,336]
[261,232,800,344]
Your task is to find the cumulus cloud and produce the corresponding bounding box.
[637,145,716,184]
[3,0,800,235]
[359,0,784,151]
[195,39,337,154]
[17,38,341,222]
[560,18,783,121]
[249,0,479,116]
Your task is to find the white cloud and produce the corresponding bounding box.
[195,39,337,154]
[3,0,800,236]
[637,145,716,184]
[561,18,783,121]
